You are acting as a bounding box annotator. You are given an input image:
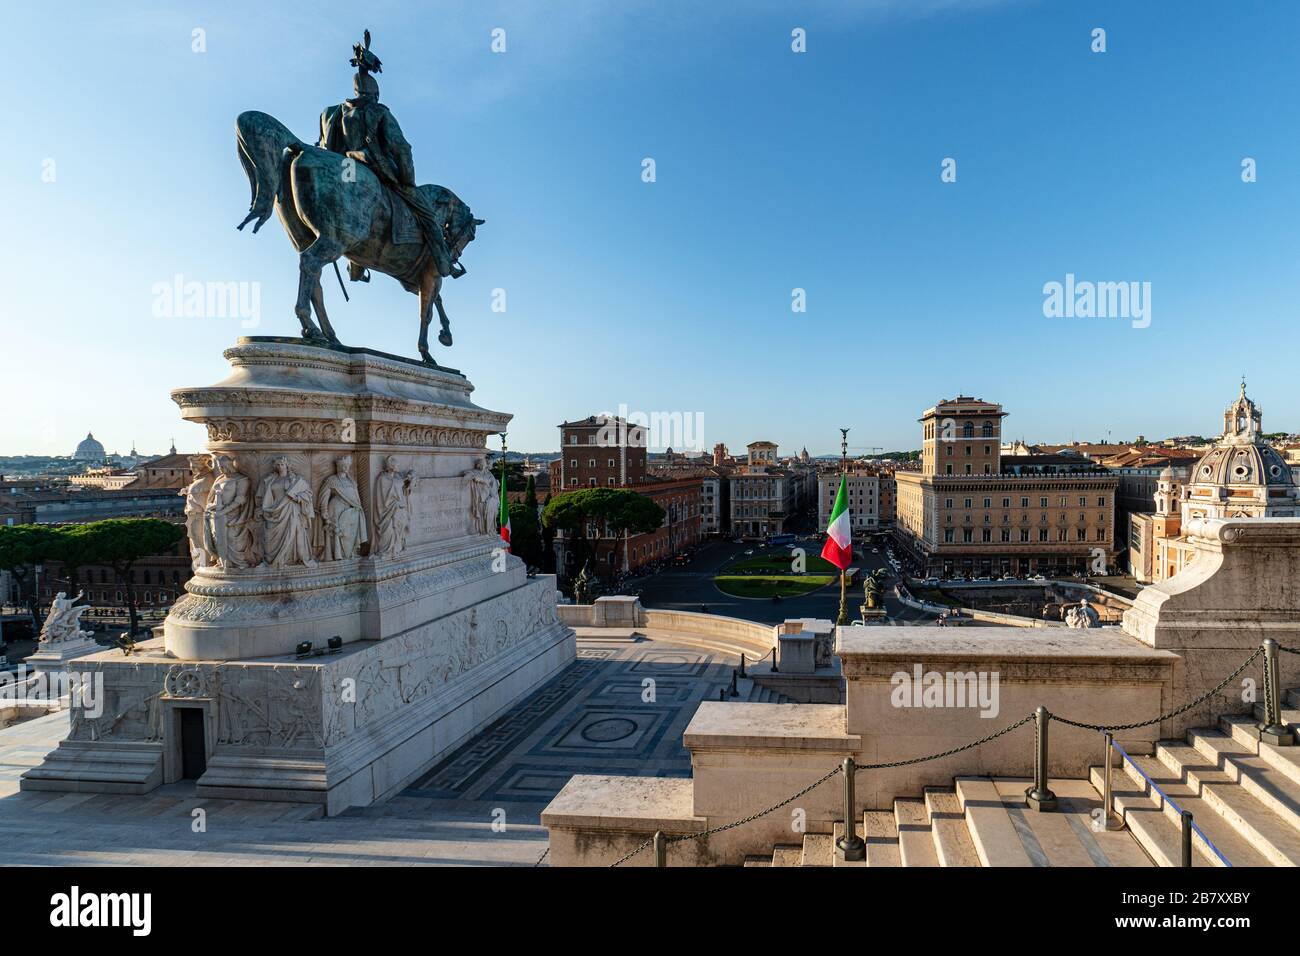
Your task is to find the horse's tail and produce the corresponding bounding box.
[235,110,303,234]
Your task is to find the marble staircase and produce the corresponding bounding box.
[1086,689,1300,867]
[743,777,1148,867]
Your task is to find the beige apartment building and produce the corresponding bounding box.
[728,441,798,539]
[817,468,880,537]
[894,397,1119,578]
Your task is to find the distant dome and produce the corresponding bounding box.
[73,432,106,461]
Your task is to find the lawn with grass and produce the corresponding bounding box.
[714,573,837,598]
[726,553,838,574]
[910,587,963,607]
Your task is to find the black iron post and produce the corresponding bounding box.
[1024,706,1058,811]
[835,757,865,861]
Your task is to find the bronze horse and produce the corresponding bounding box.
[234,110,482,364]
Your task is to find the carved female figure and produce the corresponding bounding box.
[372,455,414,557]
[180,455,215,569]
[463,457,499,536]
[204,455,256,569]
[316,454,367,560]
[257,456,316,567]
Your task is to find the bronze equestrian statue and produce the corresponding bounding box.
[235,30,483,364]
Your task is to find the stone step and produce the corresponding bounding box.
[1252,702,1300,734]
[958,776,1150,867]
[830,823,866,867]
[771,844,803,867]
[1089,764,1199,867]
[1286,688,1300,711]
[742,855,771,867]
[830,812,900,867]
[731,676,795,705]
[1192,723,1300,832]
[1154,740,1300,866]
[801,831,833,867]
[893,797,939,867]
[923,788,980,867]
[1109,752,1272,866]
[955,777,1032,866]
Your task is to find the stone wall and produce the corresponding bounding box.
[1123,517,1300,736]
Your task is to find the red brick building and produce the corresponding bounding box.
[551,415,702,581]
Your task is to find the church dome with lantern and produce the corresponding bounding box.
[72,431,106,461]
[1182,383,1297,520]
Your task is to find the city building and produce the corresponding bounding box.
[1129,384,1298,583]
[554,415,647,491]
[728,441,800,539]
[699,468,730,536]
[894,397,1119,578]
[550,414,702,580]
[817,468,880,537]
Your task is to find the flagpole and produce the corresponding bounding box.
[836,429,850,626]
[499,432,510,552]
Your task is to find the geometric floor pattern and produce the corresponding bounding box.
[400,641,729,816]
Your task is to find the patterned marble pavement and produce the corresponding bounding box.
[0,634,736,866]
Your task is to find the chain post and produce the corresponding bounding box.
[770,646,779,673]
[1025,706,1058,811]
[1180,811,1193,867]
[718,687,726,701]
[729,669,739,698]
[1101,732,1122,831]
[836,757,865,861]
[1259,639,1295,746]
[653,830,666,868]
[738,653,747,678]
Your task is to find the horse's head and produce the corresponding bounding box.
[444,198,484,269]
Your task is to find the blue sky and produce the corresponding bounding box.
[2,0,1297,457]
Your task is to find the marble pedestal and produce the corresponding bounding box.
[24,637,103,677]
[22,339,576,812]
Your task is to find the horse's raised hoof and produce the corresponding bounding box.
[438,329,453,347]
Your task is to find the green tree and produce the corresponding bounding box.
[539,491,555,572]
[0,524,58,628]
[77,519,186,637]
[542,488,665,582]
[45,524,97,600]
[508,501,543,569]
[493,458,528,491]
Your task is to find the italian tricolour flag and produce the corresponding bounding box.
[820,475,852,570]
[498,461,511,551]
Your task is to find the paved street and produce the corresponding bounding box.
[623,537,943,626]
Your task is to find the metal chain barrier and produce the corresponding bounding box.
[1051,645,1262,733]
[610,763,843,867]
[854,712,1035,772]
